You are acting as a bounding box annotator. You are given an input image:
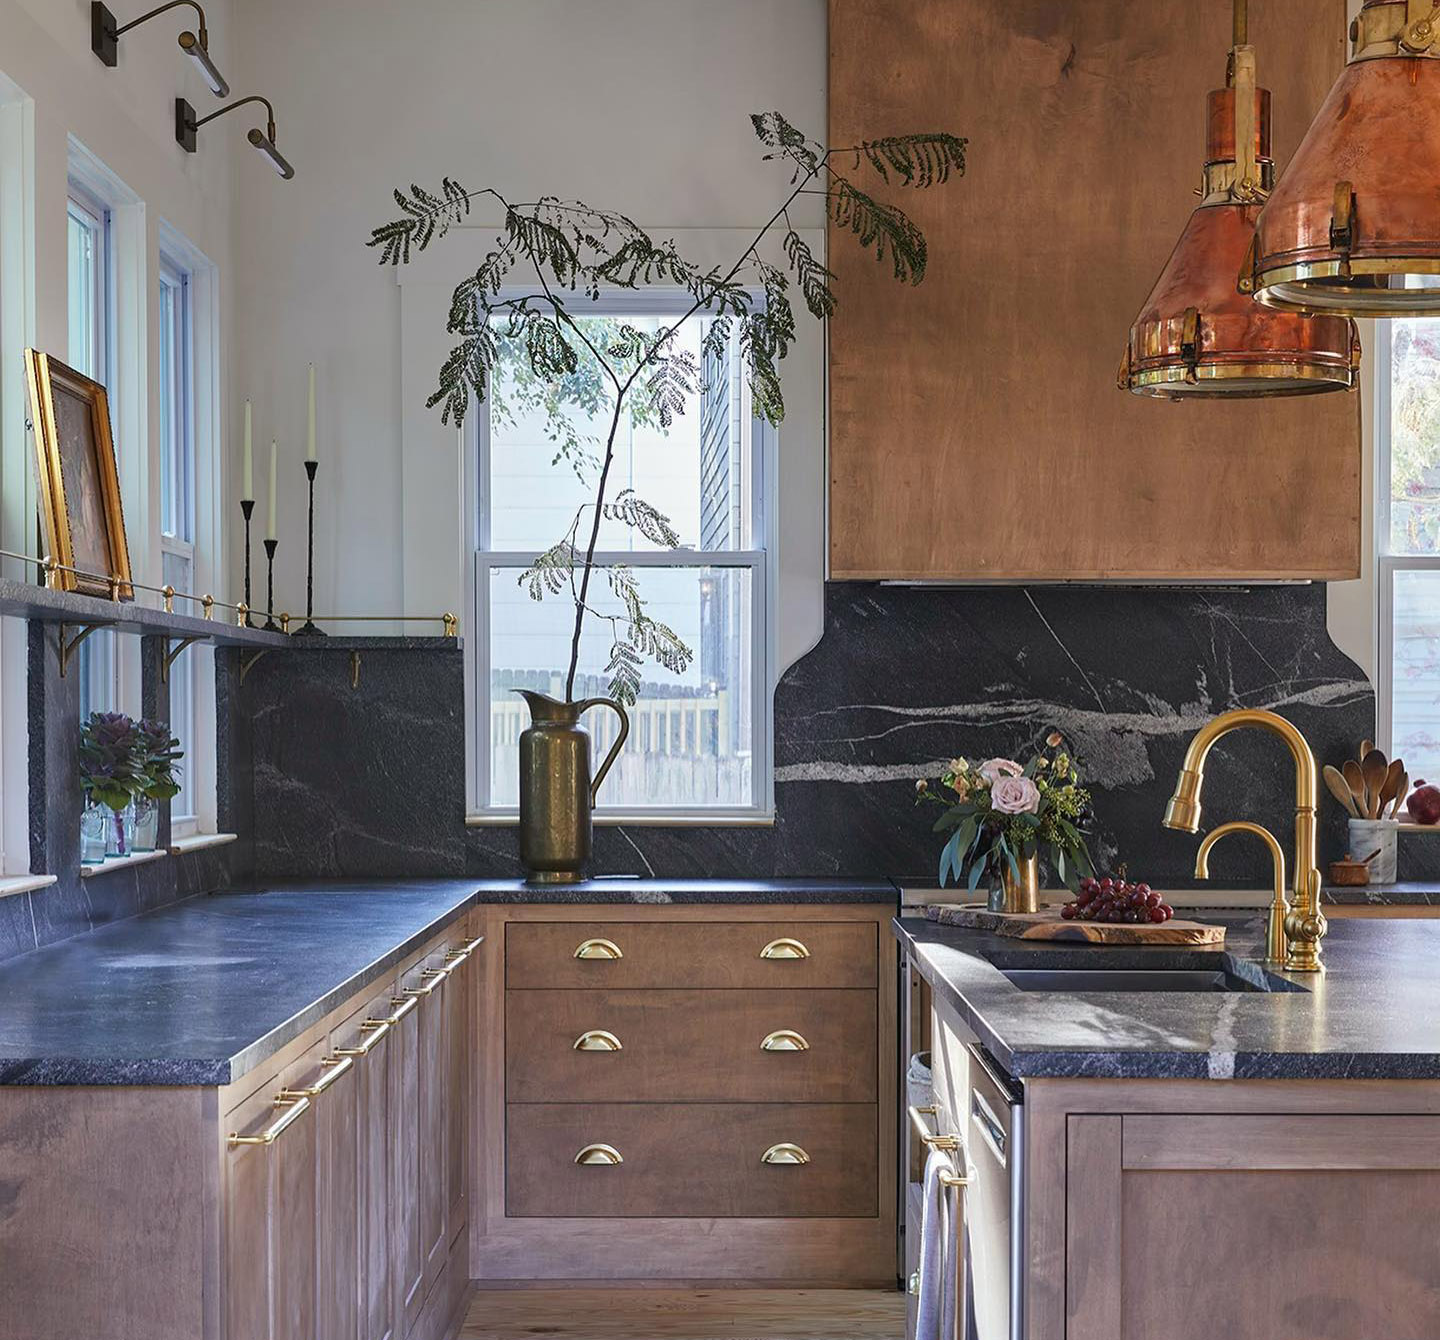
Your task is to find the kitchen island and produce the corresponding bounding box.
[896,914,1440,1340]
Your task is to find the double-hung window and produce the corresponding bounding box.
[158,255,198,832]
[66,183,118,719]
[471,297,771,818]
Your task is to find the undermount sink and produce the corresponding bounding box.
[994,964,1308,995]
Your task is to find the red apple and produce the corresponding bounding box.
[1407,781,1440,826]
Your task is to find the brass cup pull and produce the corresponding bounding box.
[335,1019,391,1057]
[445,934,485,966]
[574,1143,624,1166]
[277,1054,354,1100]
[402,967,450,1000]
[760,1030,810,1052]
[227,1095,310,1148]
[761,1142,810,1165]
[574,937,623,961]
[573,1029,624,1052]
[759,937,810,961]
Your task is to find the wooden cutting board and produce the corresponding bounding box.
[927,904,1226,947]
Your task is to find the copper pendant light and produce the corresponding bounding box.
[1246,0,1440,315]
[1120,0,1359,398]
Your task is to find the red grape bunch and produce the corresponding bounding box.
[1061,876,1174,924]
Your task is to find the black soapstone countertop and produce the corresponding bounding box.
[0,877,897,1086]
[895,912,1440,1082]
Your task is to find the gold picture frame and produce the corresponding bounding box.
[24,349,133,600]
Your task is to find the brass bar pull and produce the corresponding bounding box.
[227,1095,310,1148]
[573,937,623,961]
[386,995,420,1024]
[908,1104,961,1152]
[760,1030,810,1052]
[335,1019,391,1056]
[402,967,450,999]
[277,1054,354,1100]
[759,937,810,961]
[761,1143,810,1165]
[574,1143,624,1166]
[573,1029,623,1052]
[445,934,485,966]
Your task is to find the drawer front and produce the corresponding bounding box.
[506,921,876,989]
[506,989,877,1103]
[506,1103,878,1218]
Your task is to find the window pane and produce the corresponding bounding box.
[66,203,98,379]
[488,565,753,809]
[162,552,195,821]
[488,314,753,553]
[1389,319,1440,555]
[1392,569,1440,782]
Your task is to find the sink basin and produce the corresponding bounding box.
[996,965,1307,994]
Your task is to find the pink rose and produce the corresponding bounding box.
[991,775,1041,815]
[978,758,1024,784]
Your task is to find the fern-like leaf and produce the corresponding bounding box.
[602,489,680,548]
[505,209,581,288]
[783,231,836,319]
[860,133,968,187]
[604,639,643,706]
[425,324,497,426]
[828,179,928,284]
[518,538,577,601]
[367,177,472,265]
[645,351,698,428]
[522,313,580,381]
[750,111,819,176]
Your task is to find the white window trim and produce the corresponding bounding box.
[464,286,778,823]
[0,77,35,875]
[157,219,221,838]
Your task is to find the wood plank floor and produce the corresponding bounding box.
[461,1289,906,1340]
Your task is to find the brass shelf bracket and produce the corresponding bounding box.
[58,622,110,677]
[238,649,272,684]
[160,635,207,684]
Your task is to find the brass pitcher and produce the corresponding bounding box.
[988,852,1040,915]
[516,690,629,884]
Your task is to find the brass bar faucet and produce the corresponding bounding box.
[1163,708,1327,972]
[1195,820,1288,967]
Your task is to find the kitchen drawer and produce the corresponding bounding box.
[506,1103,878,1218]
[506,989,877,1103]
[505,921,876,989]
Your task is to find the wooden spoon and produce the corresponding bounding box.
[1324,764,1361,818]
[1378,759,1405,821]
[1392,770,1410,820]
[1361,749,1390,818]
[1361,740,1376,762]
[1343,759,1369,817]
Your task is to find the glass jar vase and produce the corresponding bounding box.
[131,795,160,853]
[80,801,108,866]
[104,801,134,859]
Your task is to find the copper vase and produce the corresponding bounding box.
[516,690,629,885]
[989,852,1040,915]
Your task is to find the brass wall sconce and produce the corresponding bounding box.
[92,1,229,97]
[176,95,295,179]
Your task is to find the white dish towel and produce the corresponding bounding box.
[915,1147,960,1340]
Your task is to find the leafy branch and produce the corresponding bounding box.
[369,113,966,705]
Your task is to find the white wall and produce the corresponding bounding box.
[0,0,239,867]
[230,0,828,662]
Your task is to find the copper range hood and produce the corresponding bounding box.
[1121,2,1359,398]
[1246,0,1440,315]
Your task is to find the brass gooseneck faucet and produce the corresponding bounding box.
[1163,708,1326,972]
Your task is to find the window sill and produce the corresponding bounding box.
[80,850,167,878]
[169,832,238,855]
[0,873,58,901]
[466,811,776,828]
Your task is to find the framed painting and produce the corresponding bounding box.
[24,349,133,600]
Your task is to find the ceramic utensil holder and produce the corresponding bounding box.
[1347,817,1398,884]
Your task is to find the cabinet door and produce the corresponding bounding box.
[445,937,472,1244]
[417,955,450,1293]
[224,1058,320,1340]
[389,984,425,1335]
[1066,1114,1440,1340]
[313,1010,366,1340]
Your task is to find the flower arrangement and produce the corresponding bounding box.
[79,712,145,813]
[135,719,183,803]
[918,732,1095,892]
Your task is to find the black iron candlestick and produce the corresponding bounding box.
[239,498,255,627]
[295,459,325,636]
[262,538,280,632]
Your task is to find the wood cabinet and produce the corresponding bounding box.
[0,913,480,1340]
[827,0,1360,581]
[472,903,896,1285]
